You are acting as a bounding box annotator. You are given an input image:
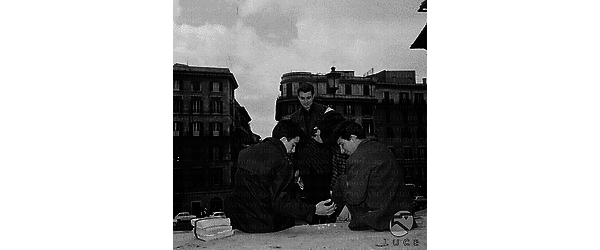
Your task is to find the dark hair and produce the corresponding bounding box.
[332,120,366,141]
[297,82,314,95]
[317,111,346,146]
[272,120,303,140]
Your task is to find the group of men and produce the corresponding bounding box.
[223,82,416,233]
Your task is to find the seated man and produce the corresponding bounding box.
[224,120,336,233]
[331,121,415,231]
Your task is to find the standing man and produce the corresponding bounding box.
[224,120,336,233]
[331,121,415,231]
[290,82,335,224]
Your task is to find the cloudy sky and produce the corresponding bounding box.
[173,0,427,138]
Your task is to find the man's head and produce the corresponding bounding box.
[297,82,315,111]
[314,110,346,146]
[272,120,303,154]
[332,121,366,155]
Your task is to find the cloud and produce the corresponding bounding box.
[239,0,273,17]
[174,0,427,138]
[173,0,181,21]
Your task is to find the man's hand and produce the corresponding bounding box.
[315,199,336,216]
[311,127,324,143]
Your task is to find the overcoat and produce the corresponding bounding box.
[224,138,316,233]
[333,139,415,231]
[289,103,331,176]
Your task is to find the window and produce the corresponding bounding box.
[211,146,221,161]
[363,85,370,96]
[287,105,295,115]
[344,105,354,115]
[191,99,202,114]
[364,122,374,134]
[404,167,412,178]
[173,122,181,136]
[385,111,391,123]
[173,97,182,113]
[192,122,202,136]
[400,92,409,103]
[386,127,394,138]
[384,92,390,102]
[208,168,223,186]
[402,112,408,123]
[211,122,222,136]
[403,147,413,159]
[418,147,426,159]
[173,80,180,91]
[286,83,292,98]
[192,81,201,92]
[211,82,222,92]
[415,93,425,102]
[210,99,223,114]
[345,84,352,95]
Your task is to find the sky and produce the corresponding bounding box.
[173,0,427,139]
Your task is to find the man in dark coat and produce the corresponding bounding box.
[224,120,337,233]
[289,82,335,224]
[331,121,415,231]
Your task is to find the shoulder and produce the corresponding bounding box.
[313,103,328,114]
[289,109,302,120]
[355,140,390,159]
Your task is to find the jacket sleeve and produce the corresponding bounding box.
[343,156,371,206]
[269,159,315,222]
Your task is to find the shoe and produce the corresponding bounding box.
[389,210,414,237]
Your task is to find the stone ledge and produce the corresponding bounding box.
[174,209,426,250]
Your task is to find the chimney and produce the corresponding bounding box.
[422,77,427,85]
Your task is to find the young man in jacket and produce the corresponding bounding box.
[331,121,415,231]
[224,120,336,233]
[289,82,336,224]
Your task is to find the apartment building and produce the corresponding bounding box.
[173,63,259,216]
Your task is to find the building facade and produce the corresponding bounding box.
[173,63,259,217]
[275,67,427,196]
[372,70,427,196]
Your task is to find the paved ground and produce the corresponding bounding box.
[173,209,426,250]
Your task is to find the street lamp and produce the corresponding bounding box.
[326,66,340,97]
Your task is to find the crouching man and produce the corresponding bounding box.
[224,120,336,233]
[331,121,415,231]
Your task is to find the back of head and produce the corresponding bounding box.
[332,120,366,141]
[318,111,346,146]
[272,120,304,140]
[297,82,314,95]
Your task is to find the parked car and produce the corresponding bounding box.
[414,196,427,210]
[210,211,225,217]
[174,212,197,223]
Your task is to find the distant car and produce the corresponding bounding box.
[414,196,427,210]
[210,211,225,217]
[174,212,197,223]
